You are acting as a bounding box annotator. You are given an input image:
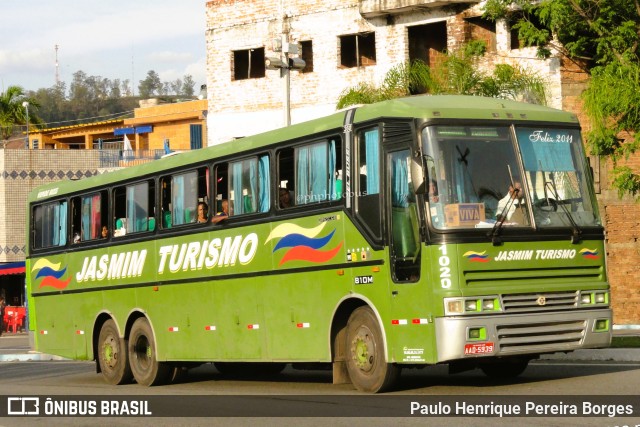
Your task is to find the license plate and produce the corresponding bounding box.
[464,342,495,355]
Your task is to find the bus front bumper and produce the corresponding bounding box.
[434,308,612,363]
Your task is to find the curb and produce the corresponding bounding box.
[540,348,640,362]
[0,352,71,362]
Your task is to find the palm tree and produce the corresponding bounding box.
[0,85,40,146]
[337,43,547,109]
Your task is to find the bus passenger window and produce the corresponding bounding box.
[32,201,68,249]
[214,163,229,215]
[228,155,270,215]
[113,180,155,236]
[292,138,342,206]
[278,148,295,208]
[71,191,108,242]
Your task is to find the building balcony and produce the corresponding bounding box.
[359,0,479,18]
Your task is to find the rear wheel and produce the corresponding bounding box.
[345,307,400,393]
[128,317,172,386]
[97,319,132,385]
[480,358,530,379]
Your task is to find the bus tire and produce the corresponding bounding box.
[345,306,400,393]
[128,317,172,386]
[480,358,529,379]
[97,319,133,385]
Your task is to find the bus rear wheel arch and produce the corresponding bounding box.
[97,319,133,385]
[128,317,172,386]
[345,306,400,393]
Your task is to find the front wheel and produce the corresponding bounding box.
[128,317,172,386]
[345,307,400,393]
[97,319,132,385]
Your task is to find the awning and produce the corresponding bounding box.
[0,261,25,276]
[114,125,153,136]
[114,127,135,136]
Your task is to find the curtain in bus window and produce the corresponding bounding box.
[296,142,329,204]
[258,155,270,212]
[231,161,244,214]
[92,194,101,239]
[391,151,409,208]
[127,186,137,232]
[365,129,380,195]
[127,184,148,232]
[172,175,185,225]
[453,144,478,203]
[246,159,257,213]
[329,139,338,200]
[59,202,67,245]
[81,198,91,241]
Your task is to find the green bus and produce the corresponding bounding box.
[26,95,611,393]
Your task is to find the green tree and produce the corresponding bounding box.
[483,0,640,197]
[0,85,41,145]
[336,45,547,110]
[138,70,163,98]
[182,75,196,97]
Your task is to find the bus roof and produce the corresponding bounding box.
[28,95,579,203]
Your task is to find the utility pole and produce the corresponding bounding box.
[265,33,305,127]
[55,45,60,86]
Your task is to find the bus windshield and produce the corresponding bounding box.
[422,125,601,231]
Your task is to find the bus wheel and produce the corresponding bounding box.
[480,358,529,379]
[97,319,132,385]
[345,307,400,393]
[128,317,172,386]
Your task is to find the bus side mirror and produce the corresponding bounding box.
[411,155,426,194]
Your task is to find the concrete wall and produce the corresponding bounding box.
[0,150,119,263]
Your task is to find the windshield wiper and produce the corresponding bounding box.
[487,188,520,245]
[544,180,582,244]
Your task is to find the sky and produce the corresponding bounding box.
[0,0,207,93]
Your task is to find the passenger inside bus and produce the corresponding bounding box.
[211,199,229,224]
[496,181,525,223]
[279,187,291,208]
[197,202,208,223]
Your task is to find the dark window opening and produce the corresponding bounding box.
[232,48,266,80]
[509,11,544,50]
[465,16,496,52]
[408,22,447,67]
[339,32,376,68]
[214,163,229,216]
[300,40,313,73]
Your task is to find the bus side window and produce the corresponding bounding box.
[113,180,155,236]
[355,127,382,240]
[71,191,108,242]
[277,147,295,208]
[292,138,341,205]
[32,200,68,249]
[214,163,229,216]
[228,155,269,215]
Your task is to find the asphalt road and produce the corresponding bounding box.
[0,360,639,427]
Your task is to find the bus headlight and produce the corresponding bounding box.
[578,290,609,306]
[444,296,502,315]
